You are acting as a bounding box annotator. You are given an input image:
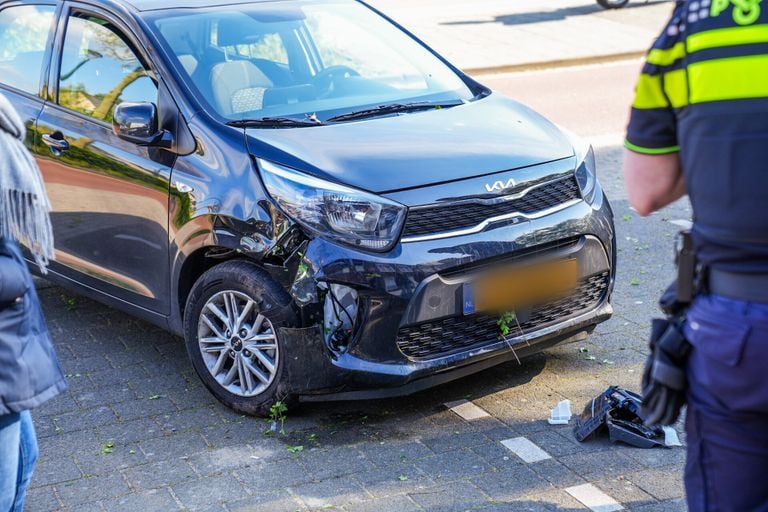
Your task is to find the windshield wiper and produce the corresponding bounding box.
[226,116,323,128]
[327,101,465,123]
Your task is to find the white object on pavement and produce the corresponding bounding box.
[444,399,490,421]
[663,426,683,447]
[566,483,624,512]
[547,399,572,425]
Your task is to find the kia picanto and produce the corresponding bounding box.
[0,0,615,415]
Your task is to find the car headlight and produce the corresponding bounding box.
[258,159,407,251]
[575,145,597,204]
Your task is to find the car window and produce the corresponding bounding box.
[211,22,289,64]
[148,0,474,121]
[304,8,425,90]
[0,5,55,94]
[58,14,157,122]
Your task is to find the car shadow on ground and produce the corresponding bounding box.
[441,0,673,27]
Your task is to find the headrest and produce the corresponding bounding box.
[216,16,264,48]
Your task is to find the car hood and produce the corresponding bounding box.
[244,93,575,194]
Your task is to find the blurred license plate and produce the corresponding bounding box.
[463,259,578,314]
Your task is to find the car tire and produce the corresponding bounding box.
[183,260,297,416]
[597,0,630,8]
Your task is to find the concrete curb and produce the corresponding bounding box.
[464,50,646,76]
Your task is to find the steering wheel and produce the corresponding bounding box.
[313,65,360,97]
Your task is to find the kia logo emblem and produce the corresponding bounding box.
[485,178,516,193]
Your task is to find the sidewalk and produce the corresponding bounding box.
[366,0,674,73]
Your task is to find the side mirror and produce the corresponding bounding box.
[112,102,172,148]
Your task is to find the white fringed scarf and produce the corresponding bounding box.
[0,92,54,272]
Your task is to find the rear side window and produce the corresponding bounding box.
[0,5,55,94]
[58,14,157,122]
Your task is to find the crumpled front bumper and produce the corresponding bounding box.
[283,185,616,401]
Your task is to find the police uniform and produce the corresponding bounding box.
[626,1,768,510]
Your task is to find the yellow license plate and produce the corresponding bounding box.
[463,259,578,314]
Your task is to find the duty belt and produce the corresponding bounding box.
[708,268,768,304]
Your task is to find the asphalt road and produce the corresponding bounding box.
[479,59,642,145]
[27,61,693,512]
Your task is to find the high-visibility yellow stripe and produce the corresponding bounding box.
[687,24,768,53]
[624,140,680,155]
[689,54,768,103]
[633,73,669,109]
[664,68,689,108]
[647,42,686,66]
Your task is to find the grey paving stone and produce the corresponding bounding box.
[628,468,685,501]
[291,476,370,508]
[529,459,586,488]
[631,498,688,512]
[559,449,642,480]
[34,393,79,417]
[622,445,687,470]
[56,472,131,508]
[98,488,180,512]
[201,421,265,450]
[235,457,312,492]
[76,441,149,476]
[73,383,135,409]
[112,396,177,422]
[88,365,149,388]
[139,431,210,461]
[225,491,305,512]
[172,474,249,510]
[296,446,375,481]
[156,406,224,433]
[345,494,422,512]
[122,459,198,491]
[187,445,264,476]
[32,456,82,487]
[408,481,489,512]
[23,484,61,512]
[421,431,491,454]
[61,355,111,376]
[37,429,100,458]
[53,406,118,433]
[363,441,435,467]
[95,417,164,444]
[413,449,492,482]
[354,464,435,499]
[471,466,551,501]
[31,414,58,439]
[594,475,654,507]
[469,440,525,469]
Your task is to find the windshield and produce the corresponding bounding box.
[147,0,476,122]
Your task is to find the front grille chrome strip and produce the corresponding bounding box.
[401,197,582,243]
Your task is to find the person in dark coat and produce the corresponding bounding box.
[0,92,66,512]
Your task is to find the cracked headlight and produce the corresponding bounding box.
[258,159,407,251]
[575,145,596,204]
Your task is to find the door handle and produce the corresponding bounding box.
[42,133,70,154]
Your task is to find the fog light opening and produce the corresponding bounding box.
[320,283,359,354]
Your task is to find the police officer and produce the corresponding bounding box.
[623,0,768,509]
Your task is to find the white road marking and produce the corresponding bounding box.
[444,400,490,421]
[566,483,624,512]
[500,437,552,463]
[668,219,693,229]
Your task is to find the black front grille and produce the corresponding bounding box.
[396,271,610,360]
[403,176,580,239]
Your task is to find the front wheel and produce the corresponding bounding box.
[183,260,297,416]
[597,0,629,8]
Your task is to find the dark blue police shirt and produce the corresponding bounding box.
[625,0,768,272]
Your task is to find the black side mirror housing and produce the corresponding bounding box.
[112,102,172,148]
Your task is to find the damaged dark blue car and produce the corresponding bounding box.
[0,0,616,414]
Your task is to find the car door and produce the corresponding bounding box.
[34,4,172,314]
[0,1,58,154]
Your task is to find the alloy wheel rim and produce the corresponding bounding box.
[197,290,279,397]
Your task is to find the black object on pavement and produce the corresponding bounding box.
[574,386,667,449]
